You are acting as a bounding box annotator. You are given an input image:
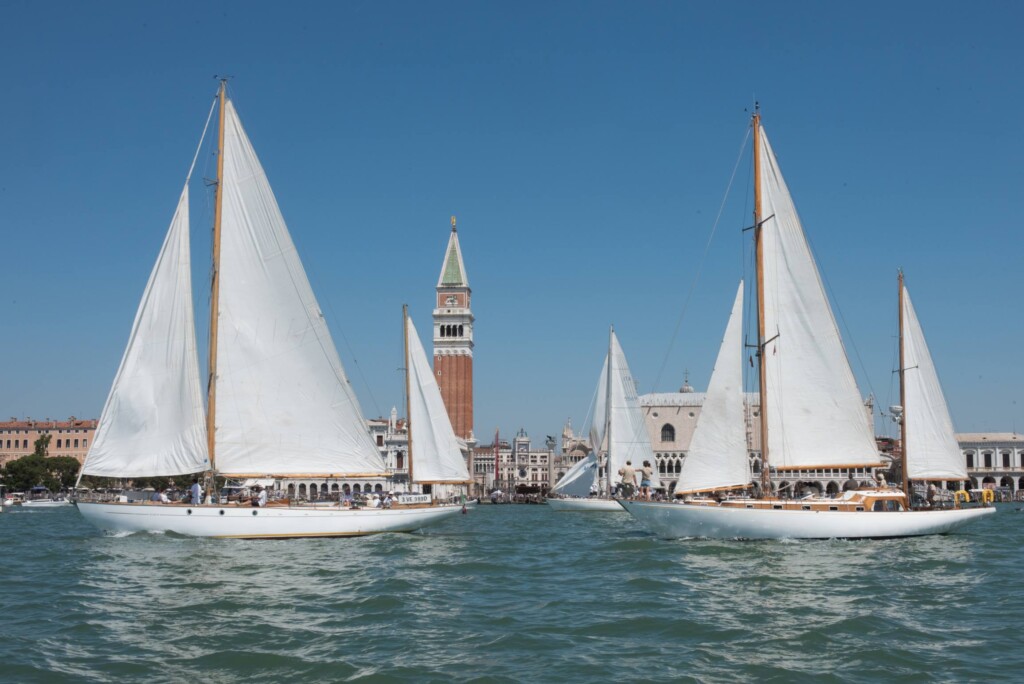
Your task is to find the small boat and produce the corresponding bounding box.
[76,83,466,538]
[546,327,660,512]
[621,109,994,539]
[21,486,72,508]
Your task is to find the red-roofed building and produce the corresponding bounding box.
[0,417,97,466]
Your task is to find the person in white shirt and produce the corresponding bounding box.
[150,488,171,504]
[369,494,381,509]
[190,478,202,505]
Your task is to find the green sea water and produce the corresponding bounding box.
[0,503,1019,683]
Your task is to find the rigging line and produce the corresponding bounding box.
[652,126,751,392]
[186,96,218,184]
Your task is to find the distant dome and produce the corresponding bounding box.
[680,382,694,393]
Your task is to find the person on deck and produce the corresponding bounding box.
[190,478,202,505]
[150,488,171,504]
[640,461,654,501]
[250,485,267,508]
[618,461,637,499]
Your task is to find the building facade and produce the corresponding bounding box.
[475,429,555,495]
[0,418,97,466]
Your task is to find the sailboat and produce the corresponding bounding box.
[75,83,465,538]
[547,327,661,512]
[620,110,994,539]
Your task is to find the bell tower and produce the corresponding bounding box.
[433,216,474,440]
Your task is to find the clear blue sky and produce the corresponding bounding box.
[2,1,1021,444]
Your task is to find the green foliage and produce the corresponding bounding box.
[32,433,51,458]
[1,454,80,492]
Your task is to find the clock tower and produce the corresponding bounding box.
[433,217,474,440]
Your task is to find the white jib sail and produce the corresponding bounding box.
[84,186,210,477]
[552,453,598,497]
[758,127,880,469]
[406,316,471,483]
[213,100,384,476]
[902,285,967,481]
[677,282,749,493]
[607,332,662,489]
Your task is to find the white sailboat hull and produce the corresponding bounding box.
[76,501,463,538]
[619,500,996,540]
[545,497,624,513]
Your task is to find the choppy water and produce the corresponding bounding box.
[0,503,1020,683]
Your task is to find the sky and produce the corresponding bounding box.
[1,1,1022,446]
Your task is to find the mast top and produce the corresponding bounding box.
[451,215,457,233]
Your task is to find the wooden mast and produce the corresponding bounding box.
[404,304,415,486]
[206,80,227,477]
[753,108,771,498]
[604,325,614,498]
[898,269,909,499]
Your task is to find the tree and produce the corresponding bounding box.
[32,433,51,458]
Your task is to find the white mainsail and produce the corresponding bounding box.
[83,187,210,478]
[902,285,967,481]
[213,101,385,477]
[551,453,598,497]
[406,315,471,483]
[607,332,662,489]
[757,127,880,469]
[677,282,749,494]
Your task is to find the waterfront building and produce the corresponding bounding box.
[476,429,554,495]
[0,417,97,466]
[959,433,1024,497]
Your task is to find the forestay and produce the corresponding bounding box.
[757,127,881,469]
[676,283,749,493]
[607,332,662,489]
[406,316,471,483]
[84,187,210,478]
[214,101,384,476]
[588,353,609,488]
[551,453,598,497]
[902,285,967,481]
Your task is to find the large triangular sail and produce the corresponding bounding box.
[406,315,471,483]
[607,332,662,489]
[901,285,967,481]
[213,100,385,477]
[676,282,749,494]
[757,127,881,470]
[83,187,210,478]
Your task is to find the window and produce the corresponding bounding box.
[661,424,675,442]
[83,439,88,447]
[966,452,974,468]
[983,452,992,468]
[376,435,384,447]
[74,439,79,448]
[56,439,62,448]
[1002,452,1011,468]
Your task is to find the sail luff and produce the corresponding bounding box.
[207,80,226,474]
[404,304,414,485]
[753,111,771,495]
[898,270,910,497]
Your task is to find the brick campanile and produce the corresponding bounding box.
[433,217,474,440]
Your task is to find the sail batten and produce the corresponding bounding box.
[902,285,967,481]
[758,127,879,469]
[83,187,210,478]
[213,100,384,477]
[406,316,471,484]
[676,283,749,494]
